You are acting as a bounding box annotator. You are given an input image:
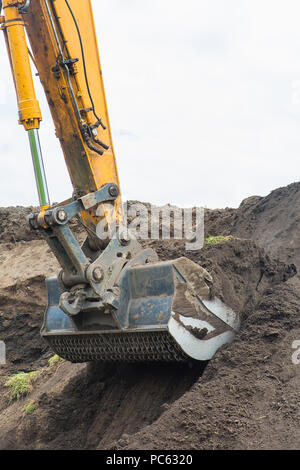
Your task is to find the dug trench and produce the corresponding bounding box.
[0,182,299,450]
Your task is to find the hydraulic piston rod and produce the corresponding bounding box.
[1,0,49,207]
[28,129,50,207]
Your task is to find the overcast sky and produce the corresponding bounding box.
[0,0,299,208]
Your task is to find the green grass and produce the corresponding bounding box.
[48,354,64,367]
[23,402,36,414]
[5,372,36,401]
[205,235,232,246]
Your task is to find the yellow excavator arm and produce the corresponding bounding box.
[1,0,240,364]
[1,0,120,236]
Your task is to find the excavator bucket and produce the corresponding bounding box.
[42,254,240,363]
[2,0,240,365]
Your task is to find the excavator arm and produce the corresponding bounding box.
[1,0,240,363]
[1,0,120,236]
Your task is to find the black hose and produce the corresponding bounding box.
[86,139,104,156]
[94,137,109,150]
[64,0,103,126]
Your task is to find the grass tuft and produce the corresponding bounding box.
[48,354,64,367]
[205,235,232,246]
[5,372,36,401]
[23,402,36,414]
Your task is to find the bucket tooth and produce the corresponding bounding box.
[41,257,240,363]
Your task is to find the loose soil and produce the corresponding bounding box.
[0,183,299,450]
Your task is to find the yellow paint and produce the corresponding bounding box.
[37,204,51,229]
[2,0,42,130]
[25,0,122,233]
[3,0,122,236]
[51,0,121,196]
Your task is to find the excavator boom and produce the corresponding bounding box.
[1,0,240,363]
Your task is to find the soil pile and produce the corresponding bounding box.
[0,183,299,450]
[205,182,300,270]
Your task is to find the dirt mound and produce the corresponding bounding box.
[143,238,296,318]
[0,182,299,450]
[112,279,300,450]
[6,362,204,450]
[0,238,298,450]
[0,207,39,244]
[0,206,82,245]
[0,277,48,369]
[205,182,300,272]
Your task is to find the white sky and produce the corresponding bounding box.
[0,0,299,208]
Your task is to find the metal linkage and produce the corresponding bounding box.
[29,183,119,229]
[28,183,119,286]
[18,0,30,14]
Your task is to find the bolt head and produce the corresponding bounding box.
[108,185,119,198]
[92,267,104,283]
[57,209,67,222]
[118,229,130,246]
